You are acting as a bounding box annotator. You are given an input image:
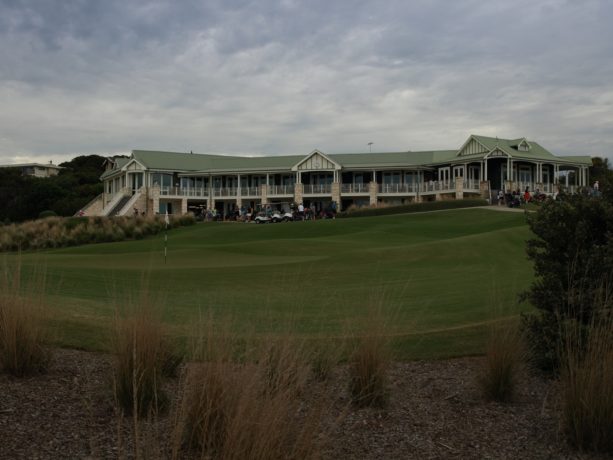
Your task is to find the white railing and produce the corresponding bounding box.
[213,187,238,197]
[341,183,369,194]
[161,187,209,197]
[268,185,294,195]
[303,184,332,194]
[421,181,454,193]
[241,187,260,197]
[378,184,415,194]
[463,179,480,191]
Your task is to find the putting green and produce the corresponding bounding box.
[12,208,534,358]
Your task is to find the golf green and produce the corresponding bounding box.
[12,208,534,358]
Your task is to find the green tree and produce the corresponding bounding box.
[521,193,613,371]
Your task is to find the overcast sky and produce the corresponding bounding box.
[1,0,612,165]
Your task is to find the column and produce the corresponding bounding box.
[237,174,242,208]
[369,170,378,205]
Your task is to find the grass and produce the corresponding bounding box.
[0,262,50,376]
[561,314,613,453]
[112,290,178,417]
[172,318,324,459]
[479,320,524,402]
[8,208,533,359]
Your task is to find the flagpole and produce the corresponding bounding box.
[164,210,169,265]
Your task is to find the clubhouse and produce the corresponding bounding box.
[87,134,592,217]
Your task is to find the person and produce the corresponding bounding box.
[133,207,138,216]
[594,180,600,191]
[78,209,85,217]
[497,190,504,206]
[298,202,304,220]
[524,187,531,203]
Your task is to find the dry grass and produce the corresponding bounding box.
[111,291,177,417]
[171,317,326,460]
[348,307,391,408]
[560,313,613,453]
[0,261,50,376]
[479,321,525,402]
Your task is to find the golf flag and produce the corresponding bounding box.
[164,210,170,227]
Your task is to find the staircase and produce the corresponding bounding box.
[107,195,133,217]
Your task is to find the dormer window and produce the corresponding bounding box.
[517,139,530,151]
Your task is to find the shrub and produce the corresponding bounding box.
[336,199,487,218]
[560,314,613,453]
[38,210,57,219]
[479,322,524,402]
[521,195,613,371]
[112,297,177,417]
[0,263,50,376]
[0,215,195,252]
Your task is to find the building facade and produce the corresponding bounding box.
[0,162,62,178]
[89,134,592,217]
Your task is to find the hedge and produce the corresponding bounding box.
[336,199,489,218]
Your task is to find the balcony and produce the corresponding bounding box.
[378,183,416,194]
[213,187,238,197]
[303,184,332,195]
[268,185,294,196]
[160,187,208,197]
[341,183,369,194]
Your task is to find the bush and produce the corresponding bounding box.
[520,194,613,371]
[0,263,50,376]
[0,215,195,252]
[38,210,57,219]
[349,334,389,407]
[336,199,487,218]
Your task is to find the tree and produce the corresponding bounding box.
[521,193,613,371]
[0,155,106,222]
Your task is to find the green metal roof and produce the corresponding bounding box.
[99,135,592,180]
[470,135,591,164]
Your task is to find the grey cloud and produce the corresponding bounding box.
[1,0,612,164]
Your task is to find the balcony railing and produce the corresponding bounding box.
[241,187,260,197]
[463,179,481,191]
[303,184,332,194]
[378,183,416,194]
[268,185,294,195]
[213,187,238,197]
[341,183,369,194]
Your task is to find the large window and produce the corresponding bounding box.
[151,173,173,188]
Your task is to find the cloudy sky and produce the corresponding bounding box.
[1,0,612,165]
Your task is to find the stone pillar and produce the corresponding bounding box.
[181,198,188,215]
[293,182,303,205]
[151,185,160,215]
[455,176,464,200]
[504,180,514,192]
[479,180,489,200]
[369,181,378,206]
[261,183,269,204]
[331,181,340,206]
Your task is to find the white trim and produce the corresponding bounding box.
[290,149,341,171]
[456,135,490,156]
[121,158,147,172]
[484,148,510,159]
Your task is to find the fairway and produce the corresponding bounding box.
[13,208,533,358]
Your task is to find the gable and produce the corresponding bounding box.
[292,150,340,171]
[484,148,510,159]
[458,137,489,156]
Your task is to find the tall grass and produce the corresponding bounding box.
[560,312,613,453]
[111,291,179,417]
[171,316,325,460]
[0,261,50,376]
[348,307,391,408]
[0,214,195,252]
[479,321,524,402]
